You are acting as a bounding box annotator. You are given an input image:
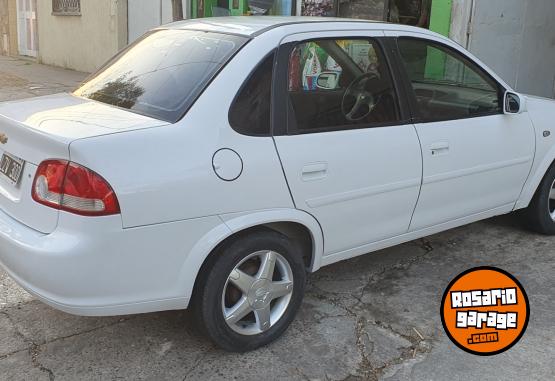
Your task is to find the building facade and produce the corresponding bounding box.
[450,0,555,99]
[0,0,17,56]
[37,0,127,72]
[0,0,445,71]
[1,0,127,72]
[1,0,554,98]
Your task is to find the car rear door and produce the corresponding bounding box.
[387,32,535,231]
[272,31,423,257]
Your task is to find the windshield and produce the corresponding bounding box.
[74,30,248,122]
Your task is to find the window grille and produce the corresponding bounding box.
[52,0,81,16]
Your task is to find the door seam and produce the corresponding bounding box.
[407,124,424,231]
[271,137,297,209]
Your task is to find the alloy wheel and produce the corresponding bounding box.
[222,250,294,335]
[549,179,555,220]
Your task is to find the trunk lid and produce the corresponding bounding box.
[0,93,168,233]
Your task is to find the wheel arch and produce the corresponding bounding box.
[515,146,555,210]
[177,209,324,307]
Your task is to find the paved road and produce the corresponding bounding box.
[0,56,554,380]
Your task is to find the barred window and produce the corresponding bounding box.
[52,0,81,16]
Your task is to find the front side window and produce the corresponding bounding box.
[397,38,503,122]
[74,30,247,123]
[287,38,400,133]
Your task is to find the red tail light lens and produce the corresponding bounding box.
[32,160,120,216]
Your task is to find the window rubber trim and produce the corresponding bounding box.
[272,41,293,137]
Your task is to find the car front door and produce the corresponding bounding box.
[389,33,535,231]
[273,32,422,257]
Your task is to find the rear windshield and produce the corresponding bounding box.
[74,30,247,123]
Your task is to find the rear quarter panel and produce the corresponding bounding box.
[69,33,294,228]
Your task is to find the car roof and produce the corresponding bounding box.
[164,16,428,38]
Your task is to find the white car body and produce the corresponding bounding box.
[0,17,554,316]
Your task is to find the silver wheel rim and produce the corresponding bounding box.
[549,179,555,220]
[222,250,294,336]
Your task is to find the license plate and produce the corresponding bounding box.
[0,152,25,186]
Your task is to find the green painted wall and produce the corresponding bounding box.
[429,0,452,37]
[425,0,453,78]
[191,0,247,17]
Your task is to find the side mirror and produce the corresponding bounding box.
[504,91,526,114]
[316,71,340,90]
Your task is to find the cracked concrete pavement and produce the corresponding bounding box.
[0,56,554,380]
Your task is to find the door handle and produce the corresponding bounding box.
[301,163,328,181]
[430,142,449,156]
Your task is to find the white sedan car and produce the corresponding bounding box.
[0,17,554,351]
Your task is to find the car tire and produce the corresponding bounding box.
[192,228,307,352]
[520,163,555,235]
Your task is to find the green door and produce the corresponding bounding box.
[429,0,452,37]
[192,0,248,17]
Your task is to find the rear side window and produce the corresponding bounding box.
[229,52,275,136]
[74,30,247,123]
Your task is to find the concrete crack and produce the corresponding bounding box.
[353,316,377,380]
[352,239,437,304]
[0,308,140,380]
[0,310,55,380]
[182,350,211,381]
[0,348,28,361]
[35,316,137,348]
[307,240,439,381]
[30,343,55,381]
[292,367,312,381]
[417,239,434,253]
[0,310,27,342]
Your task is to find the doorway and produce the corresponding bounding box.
[386,0,432,28]
[191,0,294,17]
[16,0,38,57]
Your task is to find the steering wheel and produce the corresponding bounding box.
[468,93,499,114]
[341,72,381,122]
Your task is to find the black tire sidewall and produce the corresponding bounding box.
[194,229,306,352]
[527,164,555,234]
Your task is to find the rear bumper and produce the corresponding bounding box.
[0,208,223,316]
[1,263,190,316]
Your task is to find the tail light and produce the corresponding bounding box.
[32,160,120,216]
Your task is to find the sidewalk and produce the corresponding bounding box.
[0,56,88,102]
